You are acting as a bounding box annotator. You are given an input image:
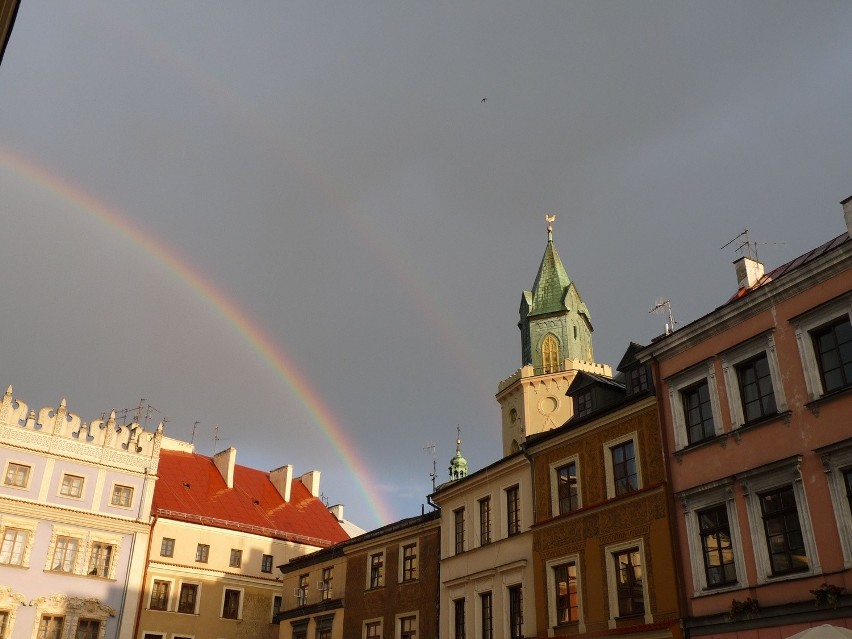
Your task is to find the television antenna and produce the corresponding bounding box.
[423,442,438,492]
[649,298,677,335]
[721,228,784,262]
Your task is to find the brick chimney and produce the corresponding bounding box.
[842,195,852,236]
[269,464,293,502]
[299,470,321,497]
[213,447,236,488]
[734,256,765,290]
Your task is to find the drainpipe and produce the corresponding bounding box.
[520,441,536,526]
[131,512,157,639]
[650,354,689,639]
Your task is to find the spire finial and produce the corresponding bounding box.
[456,424,462,451]
[545,214,556,242]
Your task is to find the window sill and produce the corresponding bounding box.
[731,410,793,438]
[805,383,852,416]
[674,432,727,459]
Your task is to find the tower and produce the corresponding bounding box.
[496,216,611,455]
[448,426,468,481]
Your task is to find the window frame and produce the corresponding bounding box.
[604,432,642,499]
[550,455,581,516]
[720,333,787,429]
[50,535,80,573]
[738,456,818,584]
[793,295,852,401]
[195,543,209,563]
[604,539,650,626]
[297,574,309,607]
[816,438,852,567]
[453,598,466,639]
[575,391,593,418]
[160,538,174,557]
[73,618,101,639]
[479,591,493,639]
[508,584,523,639]
[229,548,242,568]
[0,519,35,567]
[110,483,134,508]
[666,361,724,451]
[505,485,521,536]
[3,461,32,489]
[367,551,384,589]
[320,566,334,600]
[36,614,64,639]
[478,497,492,546]
[397,612,418,639]
[59,474,85,499]
[87,541,115,578]
[149,579,172,611]
[261,553,274,573]
[541,333,561,374]
[400,541,418,582]
[364,619,382,639]
[221,587,243,620]
[545,553,583,630]
[177,581,200,615]
[453,508,465,554]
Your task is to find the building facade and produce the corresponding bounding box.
[638,199,852,638]
[138,442,349,639]
[0,387,162,639]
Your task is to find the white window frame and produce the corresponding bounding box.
[46,526,85,574]
[59,473,85,499]
[398,539,419,583]
[720,332,787,428]
[679,479,746,596]
[549,455,581,516]
[817,438,852,568]
[603,432,642,499]
[793,294,852,401]
[396,611,418,639]
[666,360,724,451]
[2,461,32,490]
[363,618,382,639]
[109,483,134,509]
[604,538,651,627]
[176,580,201,615]
[366,550,385,590]
[545,553,584,631]
[738,456,820,583]
[0,516,36,567]
[86,533,120,579]
[220,587,243,620]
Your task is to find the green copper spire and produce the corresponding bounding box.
[448,426,468,481]
[519,215,594,368]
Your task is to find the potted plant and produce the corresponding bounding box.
[810,583,844,608]
[729,597,760,619]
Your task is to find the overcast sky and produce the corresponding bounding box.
[1,2,851,529]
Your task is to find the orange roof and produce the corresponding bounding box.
[153,450,349,547]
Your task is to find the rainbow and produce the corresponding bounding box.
[0,146,394,527]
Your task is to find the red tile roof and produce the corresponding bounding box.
[153,450,350,547]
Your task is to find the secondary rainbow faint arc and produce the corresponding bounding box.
[0,146,393,527]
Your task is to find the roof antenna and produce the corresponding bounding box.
[191,421,200,444]
[424,442,437,492]
[650,298,677,335]
[721,228,783,262]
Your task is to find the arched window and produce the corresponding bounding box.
[542,334,561,374]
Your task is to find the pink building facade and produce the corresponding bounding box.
[639,199,852,639]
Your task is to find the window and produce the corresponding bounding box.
[613,548,644,616]
[818,439,852,566]
[321,566,333,599]
[51,536,78,572]
[698,505,737,588]
[87,542,114,577]
[195,543,209,563]
[262,553,273,573]
[0,611,8,639]
[739,458,817,584]
[554,562,578,624]
[508,585,523,639]
[480,592,493,639]
[682,381,715,445]
[369,553,384,589]
[36,615,64,639]
[60,474,84,498]
[110,484,134,507]
[150,580,170,610]
[760,485,808,575]
[575,391,593,418]
[160,538,174,557]
[454,508,465,554]
[142,635,164,639]
[178,583,198,614]
[400,615,416,639]
[793,297,852,400]
[813,317,852,393]
[610,440,638,497]
[365,620,382,639]
[479,497,491,546]
[666,361,723,450]
[229,549,242,568]
[736,354,777,422]
[401,544,417,582]
[542,334,561,374]
[453,599,466,639]
[3,462,30,488]
[315,615,333,639]
[292,621,308,639]
[272,594,282,623]
[0,528,28,565]
[75,619,100,639]
[298,574,309,606]
[556,462,579,514]
[222,588,241,619]
[506,485,520,536]
[628,365,649,395]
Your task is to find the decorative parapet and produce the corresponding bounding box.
[497,359,613,394]
[0,386,162,474]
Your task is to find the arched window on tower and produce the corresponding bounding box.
[542,334,561,374]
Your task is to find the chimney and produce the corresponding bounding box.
[299,470,321,497]
[842,195,852,236]
[213,447,236,488]
[328,504,344,522]
[269,464,293,502]
[734,256,764,290]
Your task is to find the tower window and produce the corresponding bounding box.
[542,334,561,374]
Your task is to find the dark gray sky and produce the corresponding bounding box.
[1,2,851,528]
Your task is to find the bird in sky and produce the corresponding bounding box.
[481,97,487,103]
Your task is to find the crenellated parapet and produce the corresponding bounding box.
[0,386,162,474]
